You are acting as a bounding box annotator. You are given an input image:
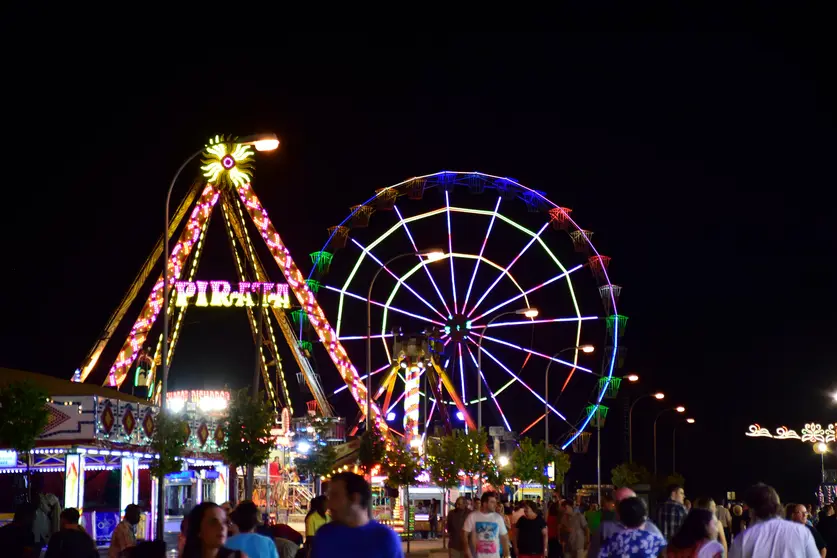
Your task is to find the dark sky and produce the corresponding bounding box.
[2,33,835,503]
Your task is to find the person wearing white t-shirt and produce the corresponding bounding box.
[463,492,510,558]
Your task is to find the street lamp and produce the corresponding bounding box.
[543,344,594,501]
[672,418,695,473]
[477,308,539,431]
[653,405,685,476]
[366,250,444,435]
[626,374,640,382]
[159,133,278,539]
[628,392,665,463]
[815,442,828,482]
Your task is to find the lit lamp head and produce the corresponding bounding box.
[686,418,696,424]
[580,345,595,354]
[498,455,510,467]
[421,249,446,262]
[239,133,280,152]
[515,308,539,318]
[675,406,686,413]
[816,442,829,454]
[626,373,639,382]
[654,392,665,400]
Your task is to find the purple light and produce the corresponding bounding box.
[222,155,235,169]
[445,191,458,313]
[464,344,511,431]
[394,205,452,316]
[477,334,593,374]
[463,196,501,309]
[323,285,445,326]
[456,411,465,421]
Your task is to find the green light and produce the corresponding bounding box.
[305,279,322,293]
[309,251,333,275]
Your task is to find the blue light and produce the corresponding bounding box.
[386,412,396,422]
[456,411,465,421]
[297,441,311,454]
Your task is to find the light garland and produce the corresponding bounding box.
[746,423,837,444]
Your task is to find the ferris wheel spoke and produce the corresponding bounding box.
[464,344,512,431]
[468,341,567,422]
[469,264,585,323]
[323,284,445,327]
[350,238,447,321]
[337,333,395,341]
[333,363,390,395]
[445,191,458,313]
[466,222,550,318]
[470,315,598,330]
[474,334,593,374]
[462,196,502,310]
[458,344,466,410]
[393,205,452,316]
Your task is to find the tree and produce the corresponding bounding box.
[511,437,570,487]
[220,389,275,498]
[452,428,490,491]
[358,421,386,473]
[611,462,650,488]
[0,380,50,501]
[427,433,463,550]
[148,412,189,480]
[381,438,421,551]
[295,442,338,482]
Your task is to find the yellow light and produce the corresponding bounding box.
[686,418,696,424]
[654,393,665,400]
[423,251,446,262]
[523,308,539,318]
[581,345,595,354]
[626,374,639,382]
[498,455,509,467]
[253,138,280,152]
[816,442,828,454]
[676,406,686,413]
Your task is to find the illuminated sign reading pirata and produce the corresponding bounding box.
[175,281,291,309]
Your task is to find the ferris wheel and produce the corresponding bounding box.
[305,172,626,450]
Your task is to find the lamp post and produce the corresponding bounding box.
[158,133,278,539]
[477,308,539,431]
[628,392,665,464]
[672,418,695,474]
[815,442,828,483]
[366,250,445,435]
[653,405,685,477]
[544,344,594,501]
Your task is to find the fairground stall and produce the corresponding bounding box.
[0,370,228,545]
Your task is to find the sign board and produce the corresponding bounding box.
[0,450,18,467]
[489,426,506,437]
[174,280,291,309]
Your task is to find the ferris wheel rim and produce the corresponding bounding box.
[310,171,622,447]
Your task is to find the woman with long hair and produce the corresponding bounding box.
[692,497,728,556]
[304,495,329,554]
[181,502,247,558]
[666,508,723,558]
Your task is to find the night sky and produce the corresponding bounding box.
[3,33,835,504]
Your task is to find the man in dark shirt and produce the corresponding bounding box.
[514,501,547,558]
[446,496,470,557]
[0,503,38,558]
[45,507,98,558]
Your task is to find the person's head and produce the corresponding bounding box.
[183,502,227,557]
[307,495,327,519]
[522,500,538,519]
[745,483,782,520]
[328,472,371,523]
[617,497,648,528]
[602,497,616,512]
[670,509,718,549]
[732,504,743,516]
[694,497,716,514]
[495,501,504,514]
[668,484,685,504]
[787,503,807,524]
[589,503,599,512]
[125,504,142,526]
[613,487,636,503]
[60,507,81,529]
[480,491,498,513]
[454,496,466,510]
[561,500,575,513]
[230,500,260,533]
[128,540,167,558]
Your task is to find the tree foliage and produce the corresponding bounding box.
[454,428,490,482]
[149,412,189,480]
[426,433,461,489]
[664,472,685,489]
[295,441,338,479]
[381,438,420,488]
[511,437,570,486]
[220,389,275,469]
[611,462,650,488]
[358,421,386,472]
[0,381,50,455]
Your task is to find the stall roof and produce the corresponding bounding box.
[0,367,150,405]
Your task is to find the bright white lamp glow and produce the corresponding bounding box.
[386,412,396,422]
[816,442,829,454]
[686,418,696,424]
[423,250,446,262]
[253,138,280,152]
[580,345,595,353]
[515,308,539,318]
[296,441,311,454]
[498,455,509,467]
[456,411,465,421]
[654,393,665,400]
[626,374,639,382]
[675,406,686,413]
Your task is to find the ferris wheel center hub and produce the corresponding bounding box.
[444,314,472,342]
